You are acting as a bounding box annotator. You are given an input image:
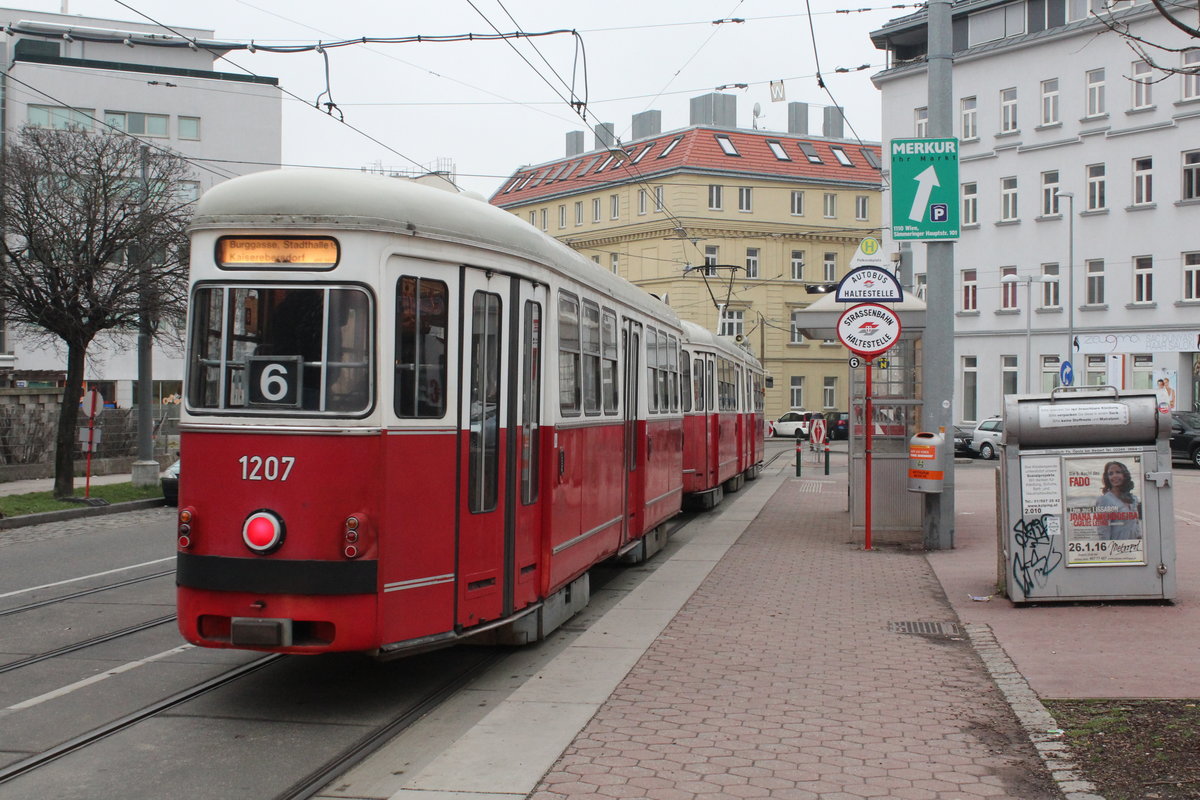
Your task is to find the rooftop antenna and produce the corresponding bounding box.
[752,102,762,130]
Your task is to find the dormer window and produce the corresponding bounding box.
[798,142,823,164]
[658,136,683,158]
[715,134,740,156]
[830,146,853,167]
[767,140,791,161]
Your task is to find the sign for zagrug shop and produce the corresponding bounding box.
[836,302,902,358]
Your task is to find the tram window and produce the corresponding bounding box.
[645,327,659,413]
[680,354,692,413]
[657,333,669,413]
[186,285,372,415]
[469,291,501,513]
[601,309,618,414]
[692,358,703,411]
[666,335,679,412]
[521,300,541,505]
[581,300,601,415]
[558,293,581,415]
[396,276,449,417]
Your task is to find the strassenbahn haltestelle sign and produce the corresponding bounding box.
[836,303,902,359]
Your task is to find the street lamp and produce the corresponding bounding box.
[1055,191,1075,378]
[1001,274,1047,391]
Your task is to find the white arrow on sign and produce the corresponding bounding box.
[907,165,940,222]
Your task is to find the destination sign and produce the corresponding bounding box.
[216,236,339,269]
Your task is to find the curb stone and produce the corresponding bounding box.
[966,622,1107,800]
[0,498,166,530]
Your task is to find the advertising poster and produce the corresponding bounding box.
[1153,368,1178,413]
[1062,454,1146,566]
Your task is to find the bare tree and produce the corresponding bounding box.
[0,125,192,498]
[1093,0,1200,78]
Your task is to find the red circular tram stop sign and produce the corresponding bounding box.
[836,303,902,359]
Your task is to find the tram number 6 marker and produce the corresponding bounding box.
[248,356,302,407]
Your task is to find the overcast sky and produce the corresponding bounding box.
[19,1,902,196]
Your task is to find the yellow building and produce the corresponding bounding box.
[491,97,882,422]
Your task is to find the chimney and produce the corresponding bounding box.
[823,106,845,139]
[594,122,615,151]
[632,110,661,140]
[566,130,584,157]
[689,92,737,128]
[787,102,809,135]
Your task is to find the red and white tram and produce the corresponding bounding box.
[175,169,762,656]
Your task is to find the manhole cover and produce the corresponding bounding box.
[888,621,963,638]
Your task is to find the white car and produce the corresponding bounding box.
[772,411,814,438]
[969,417,1004,460]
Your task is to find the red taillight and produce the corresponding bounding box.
[178,507,196,549]
[343,514,365,559]
[243,510,286,554]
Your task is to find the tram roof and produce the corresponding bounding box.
[680,319,762,370]
[191,168,680,325]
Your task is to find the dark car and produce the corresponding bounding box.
[1170,411,1200,468]
[953,425,973,456]
[161,459,180,506]
[826,412,850,441]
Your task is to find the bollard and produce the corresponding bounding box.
[824,443,830,475]
[795,438,802,476]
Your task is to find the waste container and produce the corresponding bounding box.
[999,387,1175,603]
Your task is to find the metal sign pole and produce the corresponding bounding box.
[865,359,874,551]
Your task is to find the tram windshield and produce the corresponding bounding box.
[187,285,372,415]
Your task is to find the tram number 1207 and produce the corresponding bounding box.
[239,455,296,481]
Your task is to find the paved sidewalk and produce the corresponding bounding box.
[527,469,1068,800]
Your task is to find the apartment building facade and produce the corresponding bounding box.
[871,0,1200,422]
[490,95,883,421]
[0,6,281,405]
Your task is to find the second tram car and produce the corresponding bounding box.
[175,169,763,656]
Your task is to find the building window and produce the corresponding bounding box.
[963,356,978,421]
[823,377,836,409]
[1133,157,1153,205]
[719,310,744,337]
[831,146,853,166]
[1182,150,1200,201]
[962,269,978,311]
[1001,266,1018,309]
[823,193,837,218]
[745,248,759,279]
[1001,176,1019,221]
[1002,355,1019,396]
[540,209,547,230]
[654,186,664,212]
[1134,255,1154,303]
[790,311,805,344]
[715,134,739,156]
[791,250,805,281]
[1000,87,1018,133]
[704,245,719,276]
[1184,50,1200,101]
[767,139,791,160]
[798,142,823,164]
[738,186,752,212]
[1042,263,1060,307]
[611,252,619,274]
[1085,354,1108,386]
[558,205,566,229]
[1087,69,1106,117]
[1086,259,1105,304]
[1041,170,1060,216]
[1087,163,1107,210]
[1184,252,1200,300]
[790,190,805,216]
[790,376,804,409]
[823,252,837,282]
[1132,60,1153,109]
[709,184,723,210]
[29,104,94,129]
[105,111,168,137]
[962,182,978,225]
[574,202,583,225]
[961,96,978,140]
[1040,78,1060,125]
[1041,355,1063,392]
[915,106,929,137]
[638,190,647,215]
[529,211,536,226]
[610,194,620,220]
[178,116,200,140]
[176,180,200,203]
[855,195,869,221]
[592,198,601,223]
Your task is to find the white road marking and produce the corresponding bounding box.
[5,644,194,712]
[0,557,174,600]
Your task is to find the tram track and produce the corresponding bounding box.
[0,569,175,618]
[0,614,177,675]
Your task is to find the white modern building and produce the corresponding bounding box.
[871,0,1200,423]
[0,7,281,406]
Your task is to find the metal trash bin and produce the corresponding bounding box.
[999,387,1175,603]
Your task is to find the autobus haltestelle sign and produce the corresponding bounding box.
[836,302,902,358]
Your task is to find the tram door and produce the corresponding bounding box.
[622,320,644,542]
[457,268,544,629]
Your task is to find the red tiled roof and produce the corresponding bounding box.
[490,127,882,207]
